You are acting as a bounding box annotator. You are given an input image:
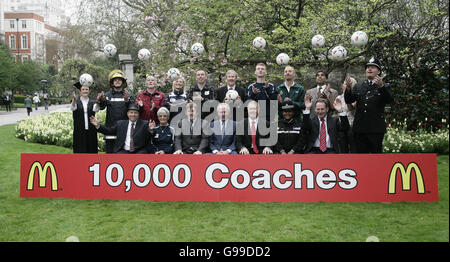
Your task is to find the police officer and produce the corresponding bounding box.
[344,57,393,153]
[275,101,306,154]
[97,69,135,153]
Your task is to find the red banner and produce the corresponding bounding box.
[20,153,439,202]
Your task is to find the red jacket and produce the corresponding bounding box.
[136,90,166,123]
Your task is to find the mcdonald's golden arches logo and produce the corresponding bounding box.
[388,162,425,194]
[27,161,58,191]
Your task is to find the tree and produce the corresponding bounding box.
[0,44,15,94]
[56,58,111,98]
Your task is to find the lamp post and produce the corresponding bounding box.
[16,18,20,63]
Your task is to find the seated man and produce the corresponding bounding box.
[90,103,151,154]
[236,100,275,155]
[173,102,210,154]
[302,96,349,154]
[275,101,307,154]
[209,103,237,154]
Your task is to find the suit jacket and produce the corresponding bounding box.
[344,80,393,134]
[174,118,210,153]
[215,85,246,103]
[98,119,151,153]
[236,118,276,154]
[302,113,349,153]
[305,86,338,118]
[210,120,237,153]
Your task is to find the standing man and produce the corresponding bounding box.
[4,94,12,112]
[24,95,32,116]
[43,93,49,111]
[33,93,40,111]
[186,69,215,119]
[277,66,306,122]
[216,70,246,103]
[245,63,279,123]
[344,57,393,153]
[136,75,166,124]
[97,69,135,153]
[305,70,338,118]
[216,70,247,122]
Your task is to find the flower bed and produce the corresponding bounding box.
[383,124,449,154]
[15,111,449,154]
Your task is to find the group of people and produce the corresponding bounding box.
[72,57,393,155]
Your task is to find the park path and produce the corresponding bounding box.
[0,104,71,126]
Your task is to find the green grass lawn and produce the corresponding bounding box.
[0,124,448,242]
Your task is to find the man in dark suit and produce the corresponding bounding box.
[302,96,349,154]
[236,100,276,154]
[173,102,210,154]
[344,57,393,153]
[216,70,246,103]
[216,70,247,123]
[90,103,151,154]
[209,103,237,154]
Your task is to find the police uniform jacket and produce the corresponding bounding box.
[344,80,393,134]
[99,90,135,127]
[275,118,306,153]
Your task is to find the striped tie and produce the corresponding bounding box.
[319,118,326,152]
[129,122,135,152]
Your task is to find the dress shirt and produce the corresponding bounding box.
[313,116,331,149]
[317,85,327,94]
[124,120,136,151]
[70,97,99,130]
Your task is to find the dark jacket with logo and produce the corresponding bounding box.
[275,118,306,153]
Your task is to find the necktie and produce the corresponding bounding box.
[221,121,226,135]
[251,120,259,154]
[190,120,194,134]
[319,118,326,152]
[130,122,135,152]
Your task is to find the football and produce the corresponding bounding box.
[191,42,205,56]
[79,73,94,87]
[276,53,290,65]
[252,37,266,50]
[311,34,325,48]
[225,90,239,101]
[138,48,151,60]
[104,44,117,57]
[167,68,182,81]
[351,31,368,47]
[331,45,347,61]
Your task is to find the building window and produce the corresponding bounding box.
[22,20,27,29]
[10,20,15,29]
[22,35,28,49]
[22,55,29,62]
[9,35,16,49]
